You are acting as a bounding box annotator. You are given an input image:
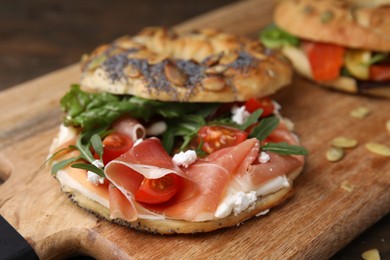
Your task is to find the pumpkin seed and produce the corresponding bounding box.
[219,52,238,65]
[326,147,344,162]
[340,180,354,192]
[361,249,381,260]
[201,76,226,91]
[365,142,390,157]
[164,63,187,86]
[386,120,390,133]
[205,65,228,74]
[321,10,334,24]
[331,137,358,148]
[124,64,141,78]
[350,106,370,119]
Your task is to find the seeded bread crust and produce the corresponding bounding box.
[59,166,303,234]
[80,27,292,102]
[274,0,390,51]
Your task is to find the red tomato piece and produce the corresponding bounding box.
[369,65,390,81]
[134,174,181,204]
[303,41,345,81]
[101,132,133,165]
[244,97,275,117]
[198,125,248,154]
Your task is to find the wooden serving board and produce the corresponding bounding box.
[1,0,389,259]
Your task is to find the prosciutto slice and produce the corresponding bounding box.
[236,121,305,191]
[104,138,187,221]
[104,138,260,222]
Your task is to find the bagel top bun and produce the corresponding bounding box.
[80,27,292,102]
[274,0,390,51]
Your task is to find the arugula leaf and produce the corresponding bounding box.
[260,24,300,49]
[71,163,105,177]
[75,137,95,164]
[262,142,308,155]
[249,116,280,141]
[195,140,208,157]
[162,128,175,154]
[237,109,263,131]
[90,133,104,160]
[51,156,82,175]
[162,115,205,153]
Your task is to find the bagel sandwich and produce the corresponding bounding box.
[48,27,307,234]
[261,0,390,97]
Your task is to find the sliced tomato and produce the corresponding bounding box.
[369,65,390,81]
[244,97,275,117]
[134,174,181,204]
[100,132,133,165]
[303,41,345,81]
[197,125,248,154]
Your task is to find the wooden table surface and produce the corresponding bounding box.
[0,0,388,259]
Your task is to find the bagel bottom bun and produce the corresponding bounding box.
[56,166,303,234]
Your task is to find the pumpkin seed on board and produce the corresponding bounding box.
[350,106,370,119]
[361,248,381,260]
[326,146,344,162]
[365,142,390,157]
[331,137,358,148]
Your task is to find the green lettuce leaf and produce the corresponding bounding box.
[260,24,300,49]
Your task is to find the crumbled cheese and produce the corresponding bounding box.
[87,160,105,185]
[259,151,271,163]
[282,117,295,131]
[172,150,197,168]
[146,121,167,136]
[231,105,251,125]
[272,100,281,113]
[256,209,270,217]
[215,191,257,218]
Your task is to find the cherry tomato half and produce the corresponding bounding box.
[303,41,345,81]
[197,125,248,154]
[100,132,133,165]
[244,97,275,117]
[134,174,181,204]
[369,65,390,81]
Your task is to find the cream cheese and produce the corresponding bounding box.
[49,124,77,153]
[215,175,290,219]
[255,175,290,196]
[56,170,109,208]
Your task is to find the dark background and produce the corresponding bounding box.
[0,0,388,259]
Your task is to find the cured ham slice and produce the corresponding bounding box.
[112,116,145,141]
[54,119,305,224]
[105,138,188,221]
[237,120,305,190]
[105,138,260,221]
